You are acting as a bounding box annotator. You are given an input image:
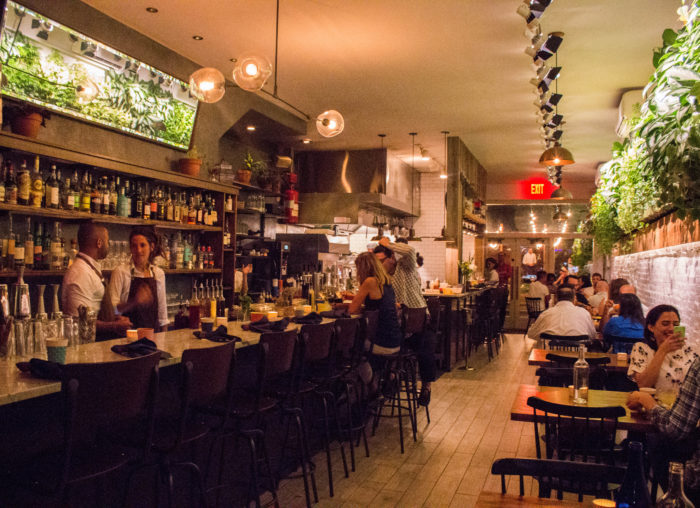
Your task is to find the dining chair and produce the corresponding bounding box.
[545,352,611,367]
[491,457,626,501]
[535,366,607,390]
[527,396,625,465]
[524,297,543,338]
[604,334,642,354]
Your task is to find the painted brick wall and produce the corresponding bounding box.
[612,241,700,342]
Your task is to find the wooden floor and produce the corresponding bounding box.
[276,334,544,507]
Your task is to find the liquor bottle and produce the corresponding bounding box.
[23,217,33,269]
[33,221,43,269]
[217,280,226,318]
[109,177,118,215]
[207,245,214,268]
[13,228,25,270]
[223,220,231,248]
[5,161,17,204]
[71,170,80,211]
[63,172,74,210]
[157,188,165,221]
[616,441,652,507]
[80,172,90,212]
[50,222,62,271]
[573,344,589,404]
[149,185,158,219]
[173,192,181,223]
[0,160,5,203]
[166,191,174,222]
[184,234,193,270]
[209,280,217,318]
[210,195,218,226]
[187,195,196,225]
[100,176,110,215]
[29,157,43,208]
[17,160,30,205]
[45,165,60,209]
[6,216,15,270]
[196,194,203,224]
[134,182,144,219]
[657,462,695,507]
[200,281,209,318]
[41,223,51,270]
[180,192,189,224]
[188,281,200,329]
[142,184,151,220]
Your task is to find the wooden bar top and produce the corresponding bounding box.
[476,492,581,507]
[0,319,327,407]
[510,384,655,433]
[528,349,629,373]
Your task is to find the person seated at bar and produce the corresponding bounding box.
[108,226,168,332]
[484,257,499,283]
[348,252,401,357]
[627,358,700,502]
[528,270,550,309]
[603,294,645,352]
[378,237,435,406]
[628,305,698,392]
[527,285,597,341]
[587,279,609,311]
[62,222,132,340]
[372,244,396,276]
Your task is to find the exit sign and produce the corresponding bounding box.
[518,177,555,200]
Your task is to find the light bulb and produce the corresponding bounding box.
[553,157,560,164]
[189,67,225,103]
[316,110,344,137]
[232,53,272,91]
[244,62,258,76]
[439,174,447,179]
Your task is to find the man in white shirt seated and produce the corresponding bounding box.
[527,270,550,309]
[527,285,597,341]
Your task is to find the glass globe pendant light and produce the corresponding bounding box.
[189,67,226,103]
[232,53,273,91]
[316,110,344,137]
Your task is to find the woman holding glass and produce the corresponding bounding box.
[627,304,696,392]
[108,226,169,332]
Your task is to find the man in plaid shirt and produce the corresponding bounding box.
[628,357,700,502]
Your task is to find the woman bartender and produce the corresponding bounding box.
[108,227,168,332]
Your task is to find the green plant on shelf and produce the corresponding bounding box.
[242,152,268,184]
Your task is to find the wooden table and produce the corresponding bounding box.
[510,384,655,433]
[476,492,581,507]
[0,319,327,407]
[528,349,629,373]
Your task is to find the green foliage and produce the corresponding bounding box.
[242,152,268,177]
[589,1,700,251]
[571,238,593,269]
[0,25,196,149]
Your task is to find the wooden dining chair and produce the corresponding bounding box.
[491,457,626,501]
[545,352,611,367]
[524,297,544,338]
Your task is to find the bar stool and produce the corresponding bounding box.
[4,353,160,506]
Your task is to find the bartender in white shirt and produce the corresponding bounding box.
[61,223,132,339]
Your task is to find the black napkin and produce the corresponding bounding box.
[193,325,241,343]
[242,317,290,333]
[111,338,172,360]
[16,358,63,380]
[292,312,323,324]
[320,309,350,319]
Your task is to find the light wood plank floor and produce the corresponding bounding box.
[275,334,544,507]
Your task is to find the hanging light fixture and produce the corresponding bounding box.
[232,53,273,91]
[435,130,452,241]
[550,184,573,200]
[552,206,568,222]
[316,110,344,137]
[538,49,574,167]
[406,132,421,242]
[189,67,226,103]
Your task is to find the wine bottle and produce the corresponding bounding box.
[616,441,652,507]
[45,165,60,208]
[573,344,589,404]
[657,462,695,507]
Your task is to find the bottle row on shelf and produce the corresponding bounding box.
[0,155,223,226]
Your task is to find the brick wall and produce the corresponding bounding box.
[612,241,700,342]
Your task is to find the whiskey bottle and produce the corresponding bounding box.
[17,160,30,205]
[45,165,60,209]
[29,157,43,208]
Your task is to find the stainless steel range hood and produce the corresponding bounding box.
[295,148,418,224]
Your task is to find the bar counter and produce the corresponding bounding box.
[0,320,326,407]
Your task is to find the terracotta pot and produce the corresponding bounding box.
[178,158,202,176]
[236,169,252,184]
[11,112,43,138]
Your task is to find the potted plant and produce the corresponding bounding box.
[459,257,475,288]
[5,103,50,138]
[178,146,202,176]
[237,152,266,185]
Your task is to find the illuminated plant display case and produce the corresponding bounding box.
[0,1,198,149]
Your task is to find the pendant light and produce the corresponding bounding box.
[232,53,273,91]
[189,67,226,103]
[552,206,568,222]
[406,132,421,242]
[550,184,573,200]
[316,110,344,137]
[435,130,452,241]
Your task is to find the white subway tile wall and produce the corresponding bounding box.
[612,241,700,342]
[414,172,447,238]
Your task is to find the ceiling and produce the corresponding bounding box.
[82,0,681,191]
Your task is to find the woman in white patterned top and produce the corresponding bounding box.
[628,305,697,393]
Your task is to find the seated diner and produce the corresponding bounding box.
[527,285,597,341]
[603,293,645,352]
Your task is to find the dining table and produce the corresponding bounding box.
[0,319,333,408]
[475,491,585,507]
[528,349,629,373]
[510,384,655,433]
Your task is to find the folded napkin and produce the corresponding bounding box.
[292,312,323,324]
[193,325,241,343]
[242,317,290,333]
[16,358,63,380]
[320,309,350,319]
[111,338,172,360]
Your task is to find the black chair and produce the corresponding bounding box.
[491,457,626,501]
[605,334,642,354]
[400,305,429,423]
[524,297,543,338]
[542,333,592,351]
[6,353,160,506]
[535,366,607,390]
[527,396,625,465]
[425,297,445,369]
[545,352,611,367]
